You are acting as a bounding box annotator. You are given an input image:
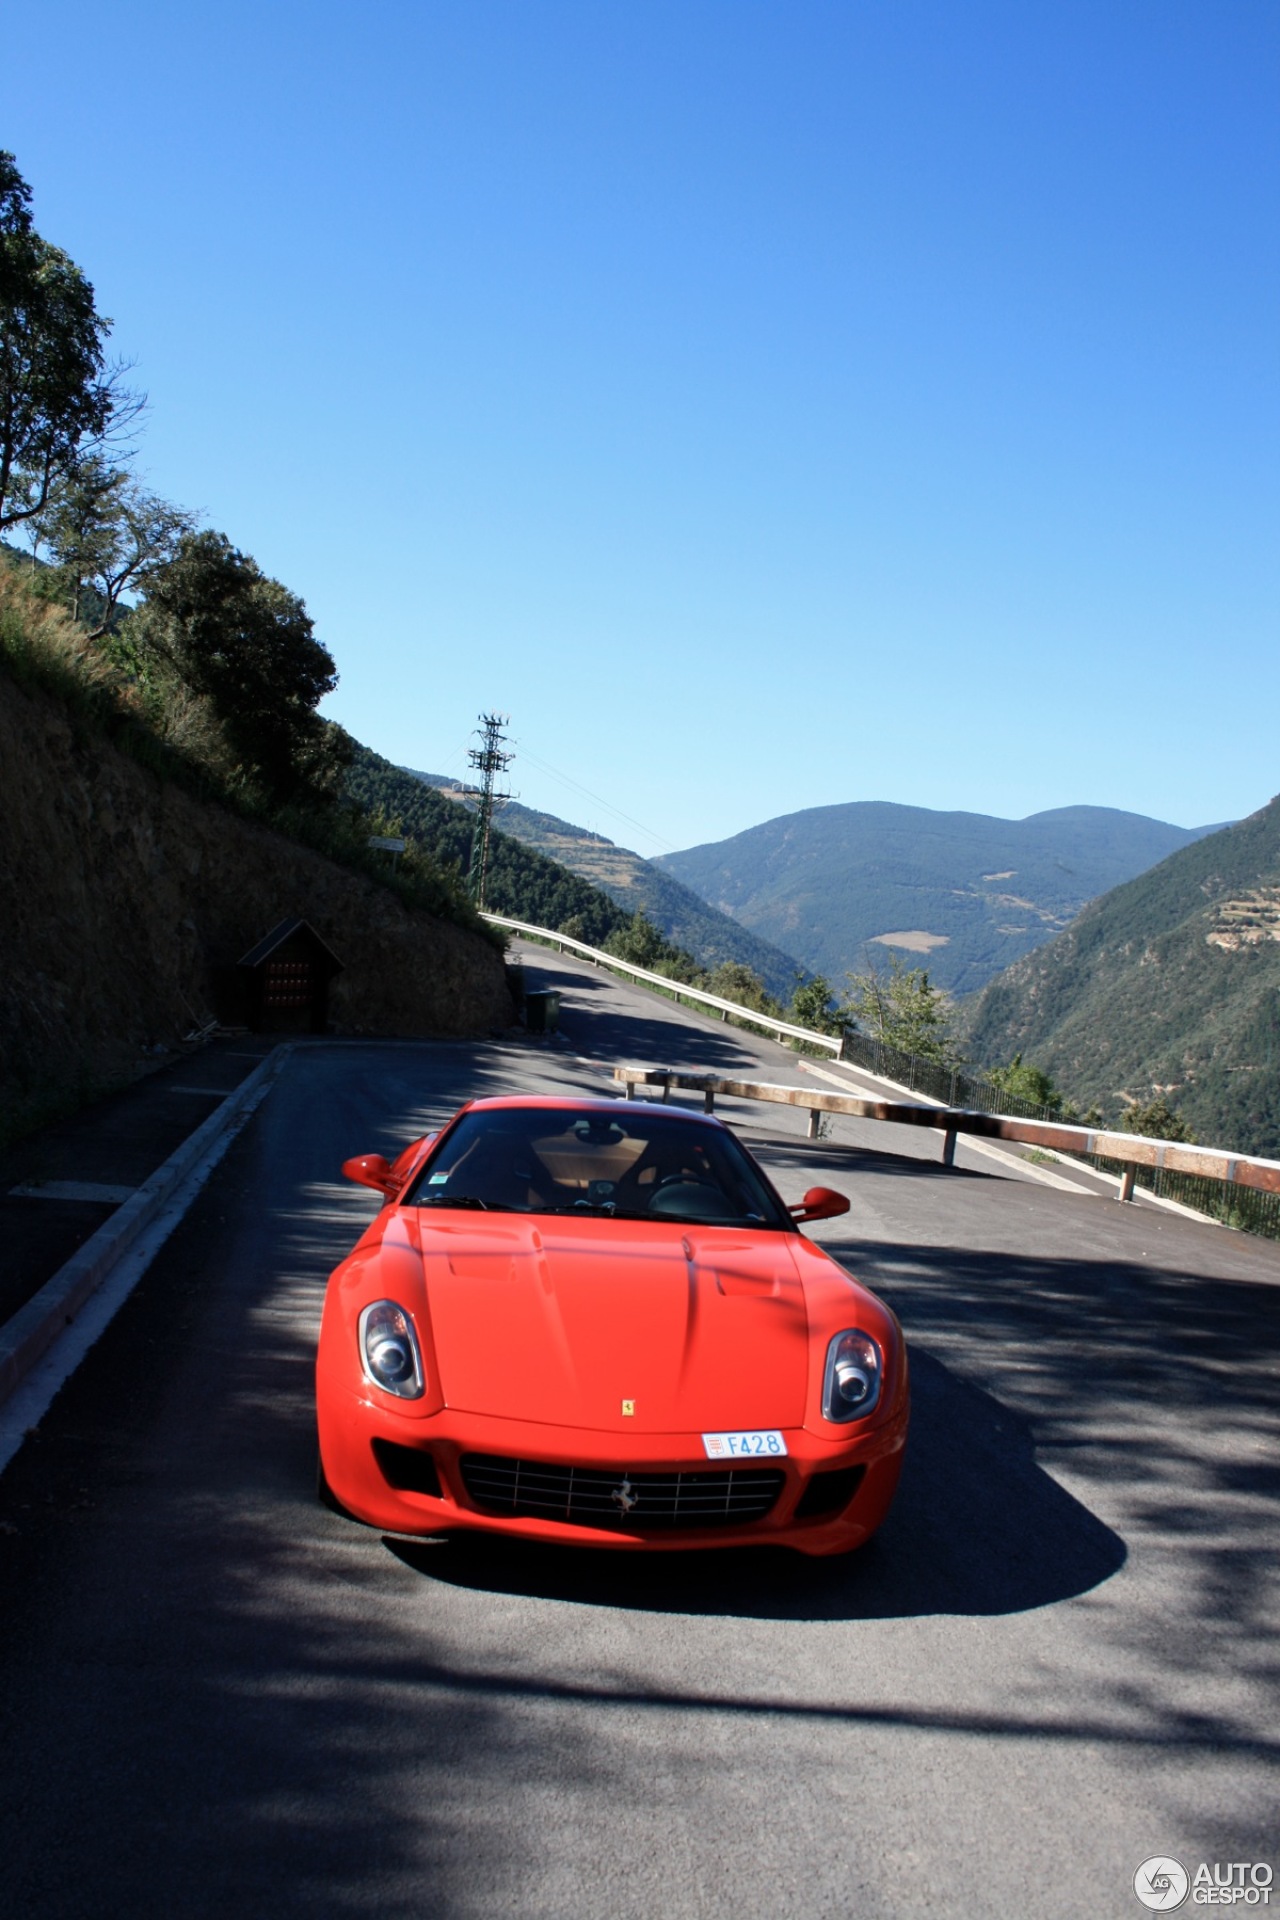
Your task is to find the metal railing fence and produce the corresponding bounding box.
[1084,1157,1280,1237]
[835,1029,1062,1122]
[837,1033,1280,1238]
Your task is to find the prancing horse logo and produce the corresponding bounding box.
[612,1477,639,1515]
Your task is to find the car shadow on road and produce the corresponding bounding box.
[385,1344,1125,1621]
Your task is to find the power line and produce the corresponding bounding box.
[512,744,680,856]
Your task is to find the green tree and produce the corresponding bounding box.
[790,973,837,1033]
[987,1053,1064,1115]
[28,453,194,634]
[1119,1094,1196,1143]
[605,910,668,969]
[0,152,125,530]
[705,961,781,1015]
[840,955,956,1064]
[132,530,342,805]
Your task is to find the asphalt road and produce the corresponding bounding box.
[2,949,1277,1919]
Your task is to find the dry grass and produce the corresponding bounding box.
[0,565,127,709]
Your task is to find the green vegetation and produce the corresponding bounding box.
[125,529,350,806]
[601,910,701,982]
[702,960,780,1012]
[986,1053,1067,1116]
[789,974,840,1034]
[660,799,1220,997]
[1117,1094,1195,1143]
[838,956,958,1066]
[0,559,490,935]
[365,764,829,1019]
[0,151,127,533]
[962,797,1280,1156]
[345,747,633,947]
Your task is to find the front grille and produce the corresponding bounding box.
[459,1453,785,1531]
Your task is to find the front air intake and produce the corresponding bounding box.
[371,1438,443,1498]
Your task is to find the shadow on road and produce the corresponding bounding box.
[3,1038,1277,1916]
[385,1343,1125,1621]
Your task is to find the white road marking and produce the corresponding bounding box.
[0,1062,285,1473]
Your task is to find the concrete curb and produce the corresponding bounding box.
[0,1046,291,1409]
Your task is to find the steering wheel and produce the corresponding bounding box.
[647,1175,738,1221]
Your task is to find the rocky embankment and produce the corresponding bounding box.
[0,673,514,1131]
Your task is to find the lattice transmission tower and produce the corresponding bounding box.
[465,713,514,908]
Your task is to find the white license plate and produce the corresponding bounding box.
[702,1429,788,1460]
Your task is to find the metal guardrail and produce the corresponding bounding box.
[611,1066,1280,1205]
[486,911,1280,1226]
[482,912,844,1055]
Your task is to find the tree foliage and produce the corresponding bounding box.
[705,960,782,1015]
[132,530,343,805]
[0,152,121,530]
[604,910,667,969]
[1119,1094,1196,1143]
[22,452,194,634]
[604,911,703,982]
[987,1053,1064,1115]
[790,973,837,1033]
[840,954,957,1064]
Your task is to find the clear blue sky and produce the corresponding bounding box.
[4,1,1276,854]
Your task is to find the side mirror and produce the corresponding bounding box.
[342,1153,397,1195]
[388,1132,437,1183]
[789,1185,850,1223]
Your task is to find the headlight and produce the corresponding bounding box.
[821,1329,882,1422]
[358,1300,425,1399]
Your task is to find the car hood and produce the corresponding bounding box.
[403,1212,811,1433]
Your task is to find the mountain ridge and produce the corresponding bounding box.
[657,799,1222,995]
[960,795,1280,1155]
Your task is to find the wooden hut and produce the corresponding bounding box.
[237,918,344,1034]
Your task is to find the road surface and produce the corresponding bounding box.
[2,948,1276,1917]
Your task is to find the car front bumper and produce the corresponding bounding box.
[318,1385,908,1556]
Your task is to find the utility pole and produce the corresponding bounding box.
[466,712,513,908]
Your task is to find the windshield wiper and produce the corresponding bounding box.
[416,1194,507,1211]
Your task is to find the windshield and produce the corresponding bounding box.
[402,1105,791,1228]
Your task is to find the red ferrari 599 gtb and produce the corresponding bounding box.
[316,1097,908,1555]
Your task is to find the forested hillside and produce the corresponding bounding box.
[962,797,1280,1156]
[344,749,634,947]
[403,774,805,999]
[660,801,1219,995]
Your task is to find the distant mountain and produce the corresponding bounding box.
[403,774,806,1000]
[960,796,1280,1156]
[658,802,1222,996]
